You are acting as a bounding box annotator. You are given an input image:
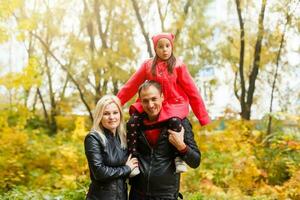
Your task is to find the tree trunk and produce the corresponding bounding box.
[113,80,118,95]
[174,0,193,40]
[235,0,246,119]
[44,53,57,134]
[267,12,289,135]
[235,0,267,120]
[37,88,50,127]
[32,88,38,113]
[94,0,108,48]
[59,74,69,102]
[25,32,34,109]
[93,0,112,104]
[243,0,267,120]
[156,0,170,32]
[131,0,153,57]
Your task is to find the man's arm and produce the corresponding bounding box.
[168,118,201,168]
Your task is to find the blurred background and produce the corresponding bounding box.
[0,0,299,199]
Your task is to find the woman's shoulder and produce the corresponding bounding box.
[85,131,107,147]
[85,131,101,142]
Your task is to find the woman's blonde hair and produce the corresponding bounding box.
[91,94,127,149]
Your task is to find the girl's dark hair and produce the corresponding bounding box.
[151,54,176,76]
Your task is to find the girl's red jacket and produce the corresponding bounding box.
[117,58,211,126]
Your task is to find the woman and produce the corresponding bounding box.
[84,95,138,200]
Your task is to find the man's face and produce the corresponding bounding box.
[140,85,164,121]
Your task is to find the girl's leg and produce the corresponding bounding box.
[127,113,141,156]
[167,117,187,173]
[167,117,182,132]
[126,113,141,177]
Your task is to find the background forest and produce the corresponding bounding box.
[0,0,299,199]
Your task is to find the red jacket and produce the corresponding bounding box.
[117,58,210,126]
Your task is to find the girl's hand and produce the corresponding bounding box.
[125,154,139,170]
[168,127,186,151]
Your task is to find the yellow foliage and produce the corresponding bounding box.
[72,117,87,141]
[253,182,279,199]
[22,57,41,89]
[0,113,298,199]
[55,115,76,131]
[0,126,29,189]
[0,0,23,18]
[199,179,224,196]
[51,145,80,173]
[16,32,25,41]
[183,119,300,199]
[280,170,300,200]
[230,156,261,192]
[0,72,20,89]
[31,173,53,188]
[54,175,77,189]
[18,18,37,31]
[0,56,41,90]
[0,114,9,128]
[0,26,9,43]
[0,127,28,154]
[56,100,73,114]
[19,105,32,128]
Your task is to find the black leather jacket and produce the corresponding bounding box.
[129,118,201,199]
[84,130,131,200]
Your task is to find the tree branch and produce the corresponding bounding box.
[131,0,153,57]
[156,0,169,32]
[174,0,193,40]
[246,0,267,119]
[31,32,94,121]
[267,3,293,135]
[94,0,108,49]
[37,87,50,126]
[235,0,246,115]
[234,71,240,100]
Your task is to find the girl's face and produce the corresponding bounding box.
[101,102,120,134]
[155,38,172,60]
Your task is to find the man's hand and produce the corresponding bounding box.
[168,127,186,151]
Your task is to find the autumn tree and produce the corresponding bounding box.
[234,0,267,120]
[266,0,299,134]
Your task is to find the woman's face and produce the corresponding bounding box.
[155,38,172,60]
[101,102,121,134]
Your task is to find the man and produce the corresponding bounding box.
[128,80,201,200]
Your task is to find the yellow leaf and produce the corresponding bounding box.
[0,27,9,43]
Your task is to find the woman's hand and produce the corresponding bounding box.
[168,127,186,151]
[125,154,139,170]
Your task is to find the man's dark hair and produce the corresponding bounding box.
[138,80,162,97]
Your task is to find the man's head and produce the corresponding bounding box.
[138,80,163,121]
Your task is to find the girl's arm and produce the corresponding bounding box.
[117,60,148,105]
[177,63,211,126]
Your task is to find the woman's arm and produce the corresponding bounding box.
[84,133,131,181]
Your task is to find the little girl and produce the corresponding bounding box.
[117,33,210,176]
